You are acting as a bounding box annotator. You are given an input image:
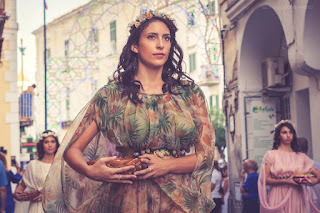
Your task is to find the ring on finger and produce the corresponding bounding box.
[118,174,122,181]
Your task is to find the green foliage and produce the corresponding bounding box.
[179,87,193,102]
[146,98,158,111]
[183,190,199,211]
[128,118,141,146]
[209,107,226,149]
[162,182,177,194]
[158,111,172,133]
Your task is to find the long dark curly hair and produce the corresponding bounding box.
[113,15,193,104]
[272,122,299,152]
[37,130,60,160]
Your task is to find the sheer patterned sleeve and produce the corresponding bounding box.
[43,87,112,212]
[190,84,216,209]
[93,87,108,132]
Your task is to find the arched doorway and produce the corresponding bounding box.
[239,5,290,163]
[240,6,288,92]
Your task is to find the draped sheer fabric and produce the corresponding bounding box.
[43,81,215,213]
[258,150,320,213]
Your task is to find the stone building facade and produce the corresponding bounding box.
[0,0,19,164]
[219,0,320,212]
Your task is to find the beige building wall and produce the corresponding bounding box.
[220,0,320,212]
[0,0,19,166]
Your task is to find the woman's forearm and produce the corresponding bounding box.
[64,121,99,176]
[266,177,292,185]
[14,180,26,193]
[64,147,91,176]
[264,163,295,186]
[13,181,27,201]
[166,154,196,174]
[310,167,320,184]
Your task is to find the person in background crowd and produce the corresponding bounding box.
[211,160,223,213]
[221,164,229,213]
[240,159,259,213]
[0,160,7,213]
[13,130,60,213]
[297,137,320,209]
[0,152,23,213]
[43,10,215,213]
[297,137,320,170]
[25,84,36,94]
[258,120,320,213]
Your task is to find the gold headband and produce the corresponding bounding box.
[128,10,175,29]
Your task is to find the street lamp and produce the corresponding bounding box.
[44,0,47,130]
[19,39,26,91]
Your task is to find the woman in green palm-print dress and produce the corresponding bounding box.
[43,10,216,213]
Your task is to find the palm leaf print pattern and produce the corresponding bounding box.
[42,80,215,213]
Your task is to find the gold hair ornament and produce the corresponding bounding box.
[128,10,175,29]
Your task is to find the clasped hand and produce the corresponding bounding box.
[134,154,172,180]
[295,176,319,186]
[13,191,42,202]
[13,191,28,201]
[86,156,137,184]
[285,175,319,186]
[86,155,172,183]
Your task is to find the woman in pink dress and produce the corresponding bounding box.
[258,120,320,213]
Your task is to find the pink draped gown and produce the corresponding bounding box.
[258,150,320,213]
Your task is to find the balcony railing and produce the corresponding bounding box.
[19,92,34,127]
[197,65,221,86]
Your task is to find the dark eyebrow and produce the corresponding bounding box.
[147,32,170,36]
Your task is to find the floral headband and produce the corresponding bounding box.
[39,131,57,140]
[128,10,175,29]
[271,120,295,133]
